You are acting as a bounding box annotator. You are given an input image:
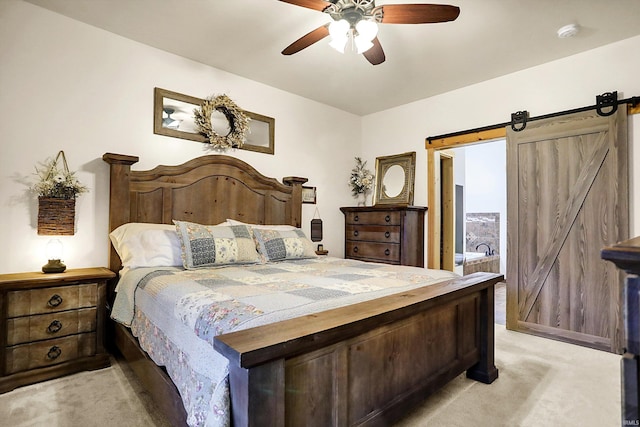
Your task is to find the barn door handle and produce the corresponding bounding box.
[47,294,63,307]
[47,320,63,334]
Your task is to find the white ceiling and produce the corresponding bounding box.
[24,0,640,116]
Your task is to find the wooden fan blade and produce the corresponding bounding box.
[278,0,330,12]
[379,4,460,24]
[282,25,330,55]
[363,37,385,65]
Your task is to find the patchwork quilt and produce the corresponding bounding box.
[111,257,457,427]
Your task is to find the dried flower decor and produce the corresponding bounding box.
[193,94,250,149]
[349,157,374,197]
[32,151,87,235]
[31,151,87,199]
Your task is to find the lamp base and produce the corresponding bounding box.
[42,259,66,274]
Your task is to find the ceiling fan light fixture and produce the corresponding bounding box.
[355,19,378,41]
[329,19,350,53]
[355,36,373,53]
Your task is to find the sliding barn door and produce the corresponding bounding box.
[506,108,628,353]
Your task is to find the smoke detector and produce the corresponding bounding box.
[557,24,580,39]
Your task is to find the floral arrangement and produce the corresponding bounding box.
[31,151,87,199]
[194,94,250,149]
[349,157,374,197]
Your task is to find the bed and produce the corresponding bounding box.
[102,152,502,427]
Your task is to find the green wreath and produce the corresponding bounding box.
[194,94,250,148]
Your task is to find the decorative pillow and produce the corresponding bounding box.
[109,223,182,268]
[226,219,297,231]
[252,228,317,262]
[173,221,260,269]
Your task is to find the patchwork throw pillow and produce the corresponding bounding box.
[252,228,317,262]
[173,221,260,269]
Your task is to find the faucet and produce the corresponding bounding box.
[475,243,495,256]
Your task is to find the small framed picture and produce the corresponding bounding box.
[302,186,316,204]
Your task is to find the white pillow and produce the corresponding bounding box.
[226,219,297,231]
[109,223,182,268]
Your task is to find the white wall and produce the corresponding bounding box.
[0,1,361,274]
[362,35,640,264]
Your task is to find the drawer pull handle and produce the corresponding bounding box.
[385,215,391,223]
[385,249,390,256]
[385,231,391,238]
[354,230,359,237]
[47,294,63,307]
[354,215,359,222]
[353,246,359,253]
[47,346,62,360]
[47,320,63,334]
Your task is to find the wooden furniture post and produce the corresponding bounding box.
[466,284,499,383]
[283,176,307,228]
[602,236,640,426]
[102,153,139,273]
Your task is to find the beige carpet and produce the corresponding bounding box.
[0,325,620,427]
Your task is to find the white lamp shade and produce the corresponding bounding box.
[329,19,349,38]
[46,239,63,260]
[355,19,378,41]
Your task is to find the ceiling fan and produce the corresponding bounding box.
[280,0,460,65]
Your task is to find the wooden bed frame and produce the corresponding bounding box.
[102,152,502,427]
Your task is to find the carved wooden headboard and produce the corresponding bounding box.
[102,153,307,274]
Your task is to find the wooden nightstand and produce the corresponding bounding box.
[0,267,115,393]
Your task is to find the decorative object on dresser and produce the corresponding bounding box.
[373,151,416,206]
[32,150,88,236]
[349,156,375,206]
[601,236,640,425]
[341,205,427,267]
[0,267,115,393]
[153,87,275,154]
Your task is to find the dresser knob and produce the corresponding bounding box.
[354,230,359,237]
[354,215,359,222]
[47,346,62,360]
[353,246,359,253]
[47,320,63,334]
[385,215,391,222]
[385,249,390,256]
[47,294,63,307]
[385,231,391,238]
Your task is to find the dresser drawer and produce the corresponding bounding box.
[346,241,400,263]
[346,225,400,243]
[5,332,97,374]
[6,308,97,346]
[344,211,401,226]
[6,283,97,318]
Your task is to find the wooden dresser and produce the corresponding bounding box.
[0,267,115,393]
[341,206,427,267]
[602,237,640,426]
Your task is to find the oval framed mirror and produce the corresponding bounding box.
[373,151,416,205]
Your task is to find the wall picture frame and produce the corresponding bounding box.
[302,186,317,204]
[153,87,275,154]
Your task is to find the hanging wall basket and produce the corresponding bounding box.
[38,197,75,235]
[33,150,86,236]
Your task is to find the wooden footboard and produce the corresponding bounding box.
[215,272,502,427]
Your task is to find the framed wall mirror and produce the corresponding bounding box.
[153,87,275,154]
[373,151,416,205]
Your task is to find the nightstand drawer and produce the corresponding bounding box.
[6,283,97,318]
[346,241,400,263]
[346,225,400,243]
[6,308,97,346]
[344,211,401,226]
[5,333,97,374]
